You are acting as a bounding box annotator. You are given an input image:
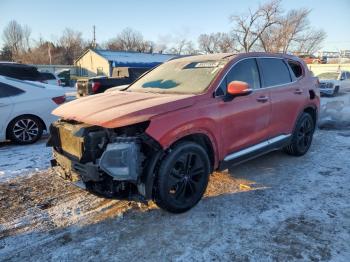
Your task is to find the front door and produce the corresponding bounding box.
[217,58,271,156]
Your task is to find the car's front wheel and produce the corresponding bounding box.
[7,115,43,144]
[154,142,210,213]
[284,112,315,156]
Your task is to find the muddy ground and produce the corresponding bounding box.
[0,91,350,261]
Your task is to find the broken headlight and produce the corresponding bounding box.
[99,141,141,181]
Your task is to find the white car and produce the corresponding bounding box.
[317,71,350,96]
[40,72,62,86]
[0,76,66,144]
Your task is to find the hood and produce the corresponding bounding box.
[52,91,195,128]
[319,79,339,84]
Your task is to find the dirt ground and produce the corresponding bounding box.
[0,91,350,261]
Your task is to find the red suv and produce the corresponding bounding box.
[48,53,320,213]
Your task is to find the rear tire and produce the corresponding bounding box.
[154,142,210,213]
[284,113,315,156]
[7,115,43,145]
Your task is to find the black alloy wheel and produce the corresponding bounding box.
[284,113,315,156]
[155,142,210,213]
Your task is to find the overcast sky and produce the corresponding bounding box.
[0,0,349,51]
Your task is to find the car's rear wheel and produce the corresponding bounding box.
[154,142,210,213]
[284,113,315,156]
[7,116,43,144]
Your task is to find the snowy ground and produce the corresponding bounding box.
[0,91,350,261]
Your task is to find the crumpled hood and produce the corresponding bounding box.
[52,91,195,128]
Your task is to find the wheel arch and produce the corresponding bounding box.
[142,131,217,200]
[303,105,318,126]
[6,114,47,139]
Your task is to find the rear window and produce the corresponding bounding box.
[259,58,291,87]
[288,60,303,78]
[0,82,25,98]
[40,72,56,80]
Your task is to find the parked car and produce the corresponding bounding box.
[40,72,62,86]
[76,67,150,97]
[48,52,320,213]
[0,76,66,144]
[0,62,42,81]
[299,54,320,64]
[317,71,350,96]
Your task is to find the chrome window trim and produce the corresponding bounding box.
[214,56,300,98]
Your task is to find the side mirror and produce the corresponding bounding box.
[227,81,252,97]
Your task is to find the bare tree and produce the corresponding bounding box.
[58,28,84,64]
[230,0,281,52]
[198,32,235,53]
[259,8,326,54]
[106,28,153,52]
[2,20,24,57]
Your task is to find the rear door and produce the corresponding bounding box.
[217,58,271,156]
[258,58,307,138]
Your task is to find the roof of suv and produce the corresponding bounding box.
[169,52,302,63]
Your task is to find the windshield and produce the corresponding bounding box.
[127,59,228,94]
[317,72,339,80]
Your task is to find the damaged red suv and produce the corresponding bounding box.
[48,53,320,213]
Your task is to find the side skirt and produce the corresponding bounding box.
[218,134,291,171]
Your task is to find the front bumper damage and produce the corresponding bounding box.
[48,120,159,200]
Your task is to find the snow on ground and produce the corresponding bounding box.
[0,90,349,261]
[0,139,51,182]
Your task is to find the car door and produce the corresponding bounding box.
[0,82,22,139]
[217,58,271,156]
[258,58,307,138]
[341,72,350,91]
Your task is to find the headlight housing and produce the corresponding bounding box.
[99,141,141,181]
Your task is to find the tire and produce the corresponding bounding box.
[7,115,43,144]
[333,86,339,96]
[284,113,315,156]
[154,142,210,213]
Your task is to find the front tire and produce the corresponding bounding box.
[7,116,43,144]
[154,142,210,213]
[284,113,315,156]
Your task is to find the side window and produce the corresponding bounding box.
[346,72,350,79]
[0,82,25,98]
[288,60,303,79]
[259,58,292,87]
[226,58,261,89]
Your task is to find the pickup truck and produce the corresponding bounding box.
[76,67,149,97]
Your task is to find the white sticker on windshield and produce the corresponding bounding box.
[195,62,220,68]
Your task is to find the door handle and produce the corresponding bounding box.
[256,96,269,103]
[294,88,303,95]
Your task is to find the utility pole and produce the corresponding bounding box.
[92,25,96,48]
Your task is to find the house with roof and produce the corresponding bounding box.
[75,49,176,77]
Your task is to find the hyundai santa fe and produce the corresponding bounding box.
[47,52,320,213]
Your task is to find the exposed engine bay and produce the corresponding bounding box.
[47,120,162,201]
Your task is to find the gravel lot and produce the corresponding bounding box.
[0,91,350,261]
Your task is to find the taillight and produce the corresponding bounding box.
[92,82,101,93]
[52,95,66,105]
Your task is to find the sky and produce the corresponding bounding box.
[0,0,349,51]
